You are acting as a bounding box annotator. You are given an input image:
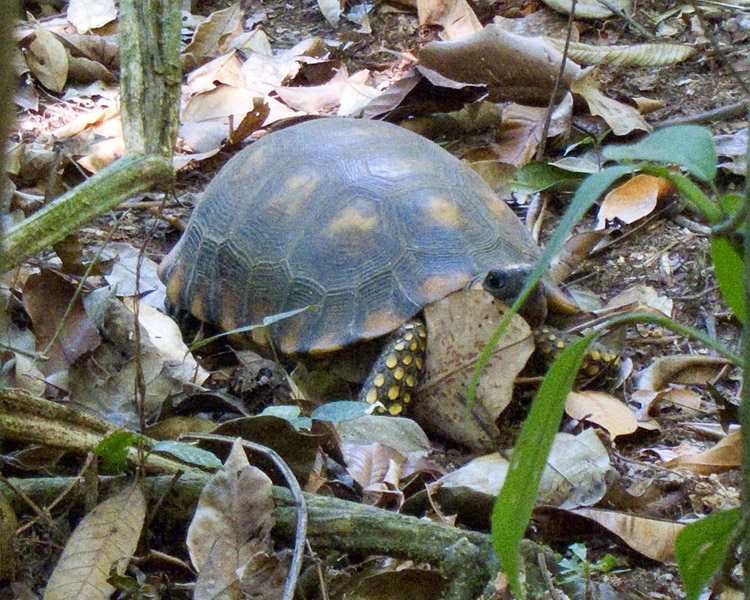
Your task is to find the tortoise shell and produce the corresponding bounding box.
[159,118,542,354]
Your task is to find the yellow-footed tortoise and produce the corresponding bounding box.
[159,118,613,414]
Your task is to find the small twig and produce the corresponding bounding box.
[185,433,308,600]
[655,100,750,129]
[536,0,577,161]
[538,551,563,600]
[595,0,654,38]
[0,474,63,537]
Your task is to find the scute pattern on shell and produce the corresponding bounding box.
[159,118,542,354]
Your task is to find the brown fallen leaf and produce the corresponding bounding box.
[417,0,482,40]
[187,438,286,599]
[597,174,674,229]
[411,290,533,450]
[668,429,741,474]
[44,485,146,600]
[569,508,683,562]
[637,355,732,391]
[565,391,638,439]
[66,0,117,33]
[419,25,582,105]
[491,95,572,167]
[570,73,652,135]
[183,3,243,71]
[22,269,101,382]
[25,27,69,93]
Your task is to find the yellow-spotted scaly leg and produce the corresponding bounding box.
[357,320,427,416]
[533,326,620,380]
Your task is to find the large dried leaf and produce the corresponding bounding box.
[410,290,533,450]
[668,430,741,474]
[636,355,732,391]
[429,429,610,521]
[596,174,674,228]
[274,66,349,113]
[539,0,631,19]
[417,0,482,40]
[570,73,651,135]
[66,0,117,33]
[419,25,582,105]
[23,270,102,381]
[183,3,243,70]
[26,27,69,93]
[547,39,695,66]
[492,95,572,167]
[43,485,146,600]
[187,439,285,600]
[318,0,343,26]
[565,391,638,439]
[569,508,683,561]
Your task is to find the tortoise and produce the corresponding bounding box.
[159,118,612,415]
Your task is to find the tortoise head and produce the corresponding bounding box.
[481,265,547,327]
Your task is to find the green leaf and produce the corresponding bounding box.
[603,125,717,182]
[94,431,141,474]
[711,237,745,322]
[311,400,371,422]
[675,508,740,600]
[468,165,634,406]
[261,405,312,430]
[491,334,596,598]
[512,161,584,193]
[151,440,223,469]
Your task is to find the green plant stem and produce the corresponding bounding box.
[0,154,172,272]
[741,106,750,600]
[602,312,742,366]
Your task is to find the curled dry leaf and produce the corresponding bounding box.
[569,508,683,562]
[565,391,638,439]
[570,73,651,135]
[317,0,343,26]
[539,0,632,19]
[430,429,611,517]
[597,174,675,229]
[22,270,102,381]
[418,25,582,105]
[44,485,146,600]
[187,438,285,600]
[417,0,482,40]
[605,285,673,317]
[668,430,741,474]
[183,3,243,70]
[636,355,732,391]
[549,230,607,284]
[546,40,695,67]
[409,290,533,450]
[491,94,572,167]
[66,0,117,33]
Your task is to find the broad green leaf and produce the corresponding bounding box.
[261,405,312,430]
[152,440,223,469]
[603,125,717,182]
[711,237,745,322]
[94,431,141,474]
[491,334,596,598]
[675,508,739,600]
[468,165,634,405]
[311,400,371,422]
[512,161,584,194]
